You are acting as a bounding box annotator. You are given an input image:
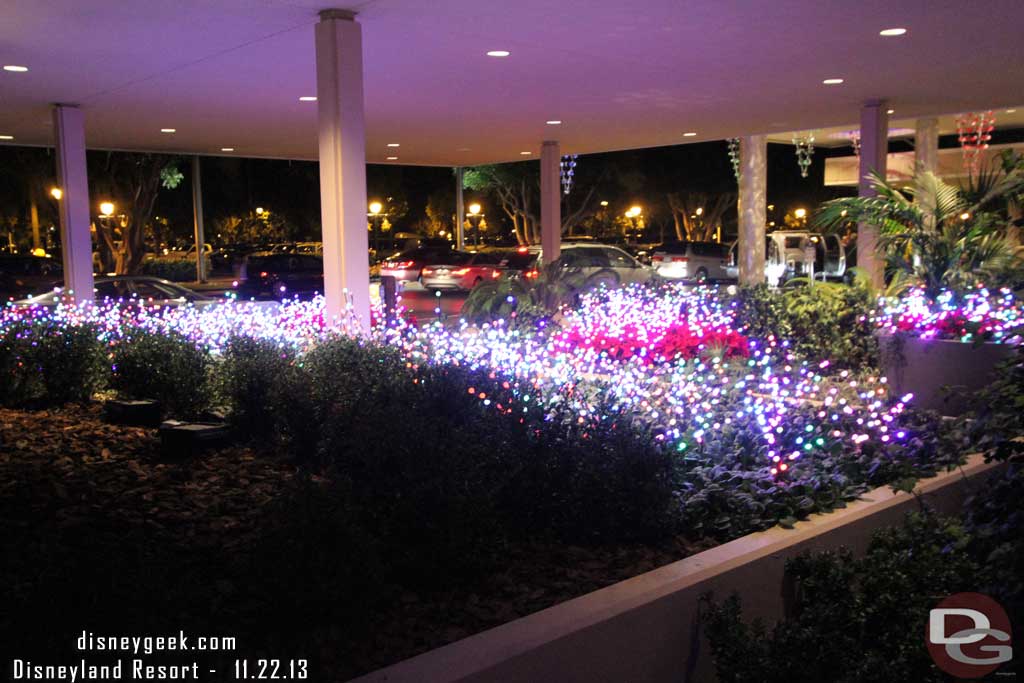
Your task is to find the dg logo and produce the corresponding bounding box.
[927,592,1013,678]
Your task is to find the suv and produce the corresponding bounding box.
[651,241,731,282]
[513,244,655,287]
[235,253,324,300]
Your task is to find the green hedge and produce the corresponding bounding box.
[0,320,107,407]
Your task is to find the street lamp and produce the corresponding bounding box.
[467,203,483,247]
[625,205,642,243]
[368,200,385,254]
[50,187,62,200]
[794,207,807,219]
[99,201,115,217]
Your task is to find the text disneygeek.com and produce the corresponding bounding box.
[10,630,308,680]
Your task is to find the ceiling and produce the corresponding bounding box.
[1,0,1023,166]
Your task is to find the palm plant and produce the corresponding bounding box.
[814,163,1024,299]
[461,262,590,328]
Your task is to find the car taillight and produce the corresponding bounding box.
[652,255,664,262]
[491,270,501,278]
[525,269,539,278]
[671,257,689,263]
[517,246,529,254]
[395,260,414,269]
[259,271,269,277]
[422,268,434,275]
[452,267,470,275]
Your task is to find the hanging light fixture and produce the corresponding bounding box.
[792,132,816,178]
[560,154,578,195]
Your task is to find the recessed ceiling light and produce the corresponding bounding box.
[546,120,562,125]
[457,147,471,152]
[160,128,176,133]
[1007,109,1018,113]
[879,28,907,36]
[299,96,317,102]
[683,132,697,137]
[221,147,235,152]
[386,156,398,161]
[520,151,532,155]
[386,143,400,147]
[886,109,895,114]
[0,134,13,140]
[822,78,844,85]
[486,50,510,57]
[3,65,28,72]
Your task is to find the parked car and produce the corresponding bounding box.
[651,241,732,282]
[507,243,655,288]
[14,276,217,307]
[0,255,63,300]
[379,245,457,285]
[235,253,324,300]
[725,231,846,285]
[421,251,507,291]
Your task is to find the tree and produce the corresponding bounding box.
[666,191,734,241]
[464,161,604,245]
[88,152,185,274]
[815,167,1024,298]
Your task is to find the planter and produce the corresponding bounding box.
[158,420,232,459]
[103,399,163,427]
[350,454,1001,683]
[878,333,1018,416]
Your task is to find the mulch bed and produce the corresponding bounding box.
[0,406,707,679]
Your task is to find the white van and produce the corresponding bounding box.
[727,231,846,285]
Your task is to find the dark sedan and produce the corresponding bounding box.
[235,253,324,300]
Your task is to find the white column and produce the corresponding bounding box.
[540,140,561,264]
[191,155,207,282]
[316,9,370,328]
[737,135,766,286]
[455,167,465,250]
[858,100,889,291]
[915,117,939,176]
[52,104,94,304]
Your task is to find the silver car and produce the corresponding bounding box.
[15,276,218,308]
[651,241,732,282]
[526,244,655,287]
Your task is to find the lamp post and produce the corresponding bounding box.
[368,200,384,256]
[468,203,483,248]
[625,205,642,244]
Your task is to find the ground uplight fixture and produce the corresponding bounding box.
[486,50,510,57]
[822,78,844,85]
[879,28,907,36]
[3,65,28,72]
[99,202,115,217]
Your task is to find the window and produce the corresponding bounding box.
[601,247,635,268]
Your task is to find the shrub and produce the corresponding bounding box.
[702,512,985,682]
[111,328,212,418]
[216,336,298,446]
[0,320,106,407]
[510,391,680,542]
[141,257,205,282]
[733,282,878,370]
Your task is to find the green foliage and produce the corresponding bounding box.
[733,282,878,370]
[815,169,1024,298]
[461,263,592,328]
[111,328,211,418]
[702,512,986,683]
[140,257,197,282]
[159,164,184,190]
[0,320,106,407]
[956,345,1024,462]
[216,336,299,445]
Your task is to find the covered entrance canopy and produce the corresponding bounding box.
[3,0,1023,318]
